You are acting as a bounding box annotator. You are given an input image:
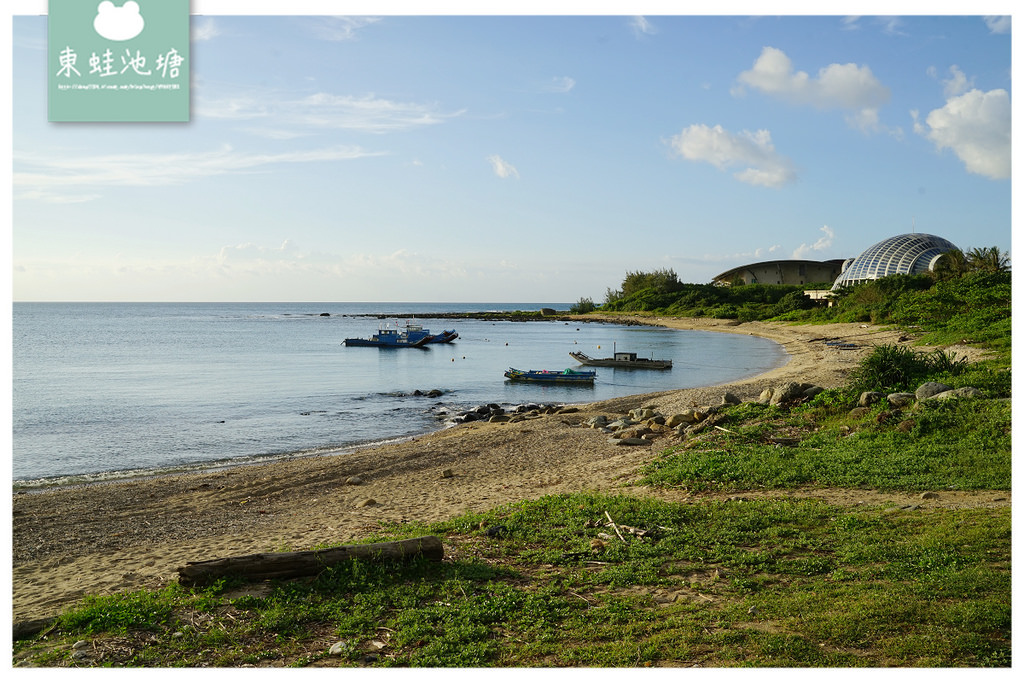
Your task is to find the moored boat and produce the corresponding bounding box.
[343,321,458,347]
[570,350,672,369]
[503,367,597,383]
[430,329,459,343]
[343,322,434,348]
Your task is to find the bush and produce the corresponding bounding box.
[570,297,596,314]
[848,344,973,394]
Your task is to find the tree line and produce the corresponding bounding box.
[570,247,1010,350]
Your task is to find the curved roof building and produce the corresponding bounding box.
[712,259,846,286]
[831,233,958,290]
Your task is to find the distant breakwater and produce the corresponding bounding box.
[334,311,651,325]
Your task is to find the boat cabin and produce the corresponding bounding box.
[614,352,638,362]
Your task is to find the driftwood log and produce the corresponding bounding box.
[176,535,444,586]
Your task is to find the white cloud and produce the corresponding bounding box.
[876,17,907,36]
[630,16,656,38]
[734,47,890,132]
[192,18,220,42]
[305,16,381,41]
[217,240,297,266]
[913,88,1011,180]
[487,155,520,179]
[838,16,905,36]
[983,16,1011,34]
[666,124,797,189]
[210,243,473,288]
[793,225,836,259]
[197,91,463,135]
[542,76,576,94]
[14,145,385,201]
[941,65,973,98]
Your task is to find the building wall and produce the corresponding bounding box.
[728,262,842,286]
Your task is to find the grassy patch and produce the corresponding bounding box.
[640,397,1010,492]
[14,494,1010,668]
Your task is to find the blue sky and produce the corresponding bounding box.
[7,4,1014,302]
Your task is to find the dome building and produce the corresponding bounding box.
[831,233,958,290]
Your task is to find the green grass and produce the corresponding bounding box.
[14,494,1010,668]
[640,396,1011,493]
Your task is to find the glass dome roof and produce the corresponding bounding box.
[832,233,958,289]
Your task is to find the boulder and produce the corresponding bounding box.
[858,391,885,407]
[802,385,825,400]
[887,392,916,408]
[769,382,805,405]
[665,413,690,428]
[926,386,984,401]
[847,407,872,419]
[721,392,742,406]
[667,408,704,428]
[619,427,653,440]
[630,407,660,421]
[916,381,953,400]
[896,419,915,432]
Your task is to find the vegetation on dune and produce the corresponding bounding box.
[640,393,1010,493]
[595,248,1010,357]
[600,267,826,322]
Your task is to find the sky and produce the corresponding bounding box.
[5,3,1015,303]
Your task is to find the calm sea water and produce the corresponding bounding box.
[12,302,786,486]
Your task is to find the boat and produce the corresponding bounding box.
[343,322,435,348]
[343,320,459,348]
[503,367,597,383]
[430,329,459,344]
[390,321,458,345]
[570,350,672,369]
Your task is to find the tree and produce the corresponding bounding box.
[967,246,1010,274]
[933,249,969,281]
[620,268,681,298]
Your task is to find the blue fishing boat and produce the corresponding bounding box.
[344,321,435,348]
[503,367,597,383]
[344,321,458,348]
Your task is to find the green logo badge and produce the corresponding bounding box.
[49,0,190,122]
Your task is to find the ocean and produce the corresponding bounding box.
[11,302,787,487]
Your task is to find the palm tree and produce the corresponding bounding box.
[967,246,1011,274]
[933,249,970,280]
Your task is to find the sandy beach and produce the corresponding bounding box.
[11,317,1005,625]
